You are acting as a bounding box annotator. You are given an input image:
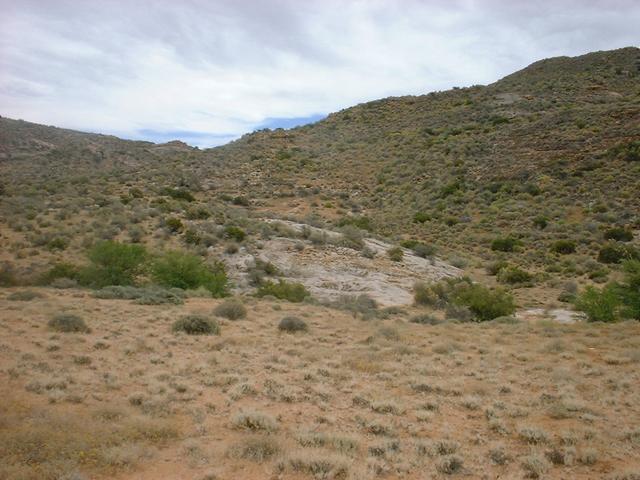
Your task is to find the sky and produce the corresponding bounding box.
[1,1,639,148]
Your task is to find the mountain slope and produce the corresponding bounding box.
[203,47,640,275]
[1,47,639,301]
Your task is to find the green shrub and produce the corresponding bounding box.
[278,316,308,332]
[152,250,227,297]
[414,282,437,306]
[336,215,373,231]
[574,285,620,322]
[257,280,309,302]
[247,259,280,286]
[185,206,210,220]
[410,314,443,325]
[0,262,16,287]
[413,212,430,224]
[387,246,404,262]
[40,262,80,285]
[183,228,201,245]
[48,314,90,333]
[533,216,548,229]
[497,266,533,284]
[551,240,576,255]
[608,140,640,162]
[339,225,365,250]
[79,241,147,288]
[400,241,437,258]
[214,299,247,320]
[47,237,69,251]
[491,236,520,252]
[165,217,184,233]
[598,242,639,264]
[604,227,633,242]
[161,187,195,202]
[232,195,250,206]
[452,284,516,321]
[486,260,508,276]
[225,226,246,242]
[616,260,640,320]
[172,314,219,335]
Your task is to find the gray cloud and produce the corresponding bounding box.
[1,0,638,146]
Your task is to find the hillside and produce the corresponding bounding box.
[1,48,640,308]
[204,47,640,279]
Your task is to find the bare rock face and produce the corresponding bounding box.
[225,220,461,306]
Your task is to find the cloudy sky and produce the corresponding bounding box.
[1,0,638,147]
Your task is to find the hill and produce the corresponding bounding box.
[1,48,640,307]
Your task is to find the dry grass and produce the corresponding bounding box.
[1,288,639,479]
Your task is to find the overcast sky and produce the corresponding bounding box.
[1,0,638,147]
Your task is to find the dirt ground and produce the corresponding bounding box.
[1,288,640,480]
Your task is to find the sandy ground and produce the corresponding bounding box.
[1,287,640,480]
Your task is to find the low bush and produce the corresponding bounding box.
[551,240,576,255]
[40,262,80,285]
[533,216,548,229]
[47,237,69,251]
[486,260,509,276]
[339,225,365,250]
[598,242,639,264]
[93,286,185,305]
[414,281,437,306]
[152,251,227,297]
[8,290,43,301]
[278,316,308,333]
[172,315,220,335]
[413,212,430,224]
[410,314,443,325]
[214,299,247,320]
[497,266,533,285]
[604,227,633,242]
[48,314,90,333]
[225,226,246,242]
[160,187,195,202]
[328,294,378,319]
[257,280,309,302]
[247,259,280,286]
[491,236,520,252]
[336,215,372,231]
[387,246,404,262]
[229,435,281,461]
[0,262,16,287]
[608,140,640,162]
[232,411,278,432]
[164,217,183,233]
